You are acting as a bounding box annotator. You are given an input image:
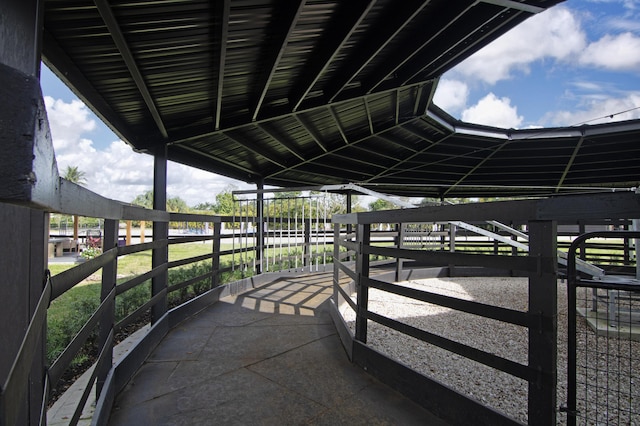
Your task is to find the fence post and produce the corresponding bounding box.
[355,223,371,344]
[256,184,264,275]
[449,223,456,277]
[528,220,558,425]
[97,218,118,396]
[333,222,341,306]
[212,221,221,289]
[395,223,403,282]
[304,220,311,270]
[152,147,168,323]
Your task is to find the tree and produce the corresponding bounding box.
[131,191,154,209]
[62,165,87,246]
[131,190,189,212]
[212,191,236,215]
[167,196,188,213]
[368,198,396,211]
[63,165,87,186]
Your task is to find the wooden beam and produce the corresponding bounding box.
[251,0,306,121]
[93,0,167,138]
[213,0,230,130]
[290,0,375,112]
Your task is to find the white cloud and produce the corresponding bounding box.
[461,93,523,128]
[45,96,97,151]
[579,32,640,71]
[453,6,586,84]
[433,79,469,114]
[542,92,640,126]
[45,97,250,207]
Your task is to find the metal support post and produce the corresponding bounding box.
[527,220,558,425]
[354,224,371,344]
[212,221,221,289]
[256,181,264,275]
[152,146,168,323]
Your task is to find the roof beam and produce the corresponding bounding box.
[401,7,529,86]
[294,115,328,153]
[329,107,350,144]
[325,0,431,103]
[555,133,585,192]
[362,2,475,94]
[251,0,306,121]
[363,98,374,134]
[223,131,287,169]
[395,88,400,125]
[289,0,375,112]
[363,132,453,182]
[169,144,258,178]
[93,0,168,138]
[266,116,423,180]
[42,30,136,145]
[480,0,544,13]
[443,139,511,196]
[257,123,306,161]
[375,134,418,153]
[213,0,230,130]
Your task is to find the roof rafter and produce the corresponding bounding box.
[362,2,476,94]
[42,30,135,145]
[329,107,350,144]
[251,0,306,121]
[93,0,168,138]
[266,116,424,180]
[364,98,374,134]
[556,133,589,191]
[325,0,431,103]
[443,139,512,196]
[401,7,531,85]
[363,132,454,182]
[289,0,375,112]
[223,131,287,169]
[213,0,230,130]
[257,123,306,161]
[294,115,329,153]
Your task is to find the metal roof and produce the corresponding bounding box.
[42,0,640,197]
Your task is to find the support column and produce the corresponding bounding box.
[354,223,371,344]
[1,1,47,424]
[528,220,557,425]
[256,180,264,275]
[152,146,168,323]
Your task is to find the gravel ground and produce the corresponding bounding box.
[340,277,640,425]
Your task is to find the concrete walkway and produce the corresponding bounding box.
[108,272,446,425]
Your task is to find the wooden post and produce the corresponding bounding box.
[528,220,557,425]
[151,146,168,323]
[256,181,264,275]
[354,223,371,344]
[0,1,47,423]
[212,221,221,289]
[126,220,132,246]
[140,220,146,243]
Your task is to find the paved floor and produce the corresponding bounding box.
[108,272,447,425]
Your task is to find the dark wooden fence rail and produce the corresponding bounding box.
[0,182,343,426]
[330,192,640,426]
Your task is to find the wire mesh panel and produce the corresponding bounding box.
[566,231,640,426]
[572,284,640,425]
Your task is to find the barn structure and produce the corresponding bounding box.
[1,1,639,425]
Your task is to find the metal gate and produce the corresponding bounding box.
[565,231,640,425]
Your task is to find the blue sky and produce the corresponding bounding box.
[41,0,640,205]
